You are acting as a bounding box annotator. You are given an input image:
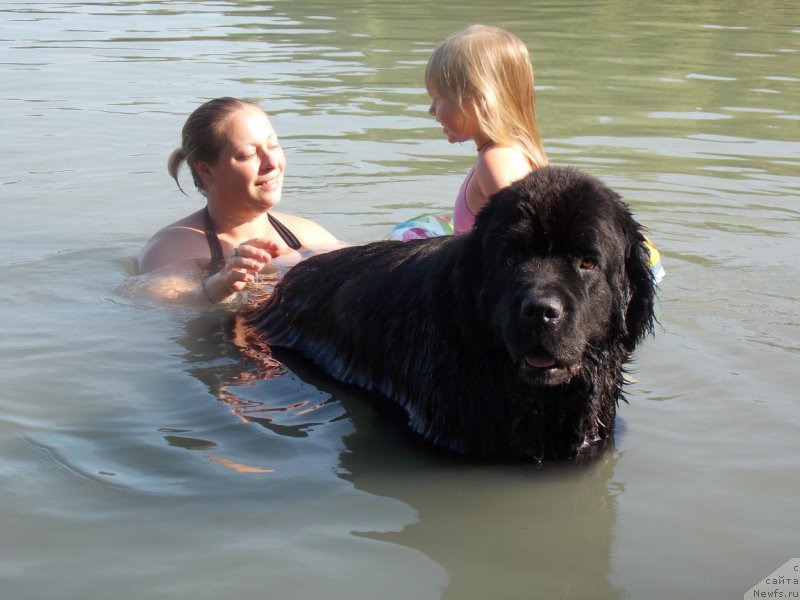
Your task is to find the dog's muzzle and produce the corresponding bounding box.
[508,291,581,387]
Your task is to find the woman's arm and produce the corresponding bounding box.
[138,227,281,304]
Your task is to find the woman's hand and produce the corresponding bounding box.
[227,238,282,288]
[202,238,282,303]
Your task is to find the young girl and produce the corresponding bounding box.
[390,26,665,282]
[427,24,548,234]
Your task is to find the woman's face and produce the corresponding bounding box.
[201,105,286,210]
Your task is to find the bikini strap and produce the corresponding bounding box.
[204,207,302,264]
[268,213,302,251]
[203,206,225,269]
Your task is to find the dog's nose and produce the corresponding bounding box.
[521,294,564,327]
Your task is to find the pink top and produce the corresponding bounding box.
[453,167,477,235]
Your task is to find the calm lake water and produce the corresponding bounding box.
[1,1,798,598]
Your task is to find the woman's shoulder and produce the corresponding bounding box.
[138,210,209,274]
[270,211,342,248]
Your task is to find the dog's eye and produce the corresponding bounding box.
[579,257,598,271]
[505,254,520,268]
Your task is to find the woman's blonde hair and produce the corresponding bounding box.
[425,24,548,168]
[168,97,259,196]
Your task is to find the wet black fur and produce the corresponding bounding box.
[242,167,656,461]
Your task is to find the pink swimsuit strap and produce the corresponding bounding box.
[453,167,477,234]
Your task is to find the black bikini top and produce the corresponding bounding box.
[203,207,302,269]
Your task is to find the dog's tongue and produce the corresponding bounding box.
[525,353,557,369]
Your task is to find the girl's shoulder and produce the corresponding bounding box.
[474,144,533,192]
[478,144,530,168]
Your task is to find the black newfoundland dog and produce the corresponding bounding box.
[241,167,656,461]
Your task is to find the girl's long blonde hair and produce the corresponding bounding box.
[425,24,548,168]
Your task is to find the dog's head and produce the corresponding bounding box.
[460,167,656,388]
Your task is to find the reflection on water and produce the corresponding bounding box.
[1,0,798,598]
[179,312,625,598]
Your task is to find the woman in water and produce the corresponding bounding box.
[139,97,342,303]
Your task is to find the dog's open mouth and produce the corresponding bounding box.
[520,351,580,385]
[524,353,557,369]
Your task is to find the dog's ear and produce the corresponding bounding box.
[621,226,657,351]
